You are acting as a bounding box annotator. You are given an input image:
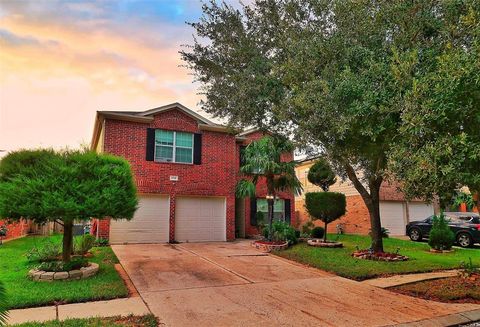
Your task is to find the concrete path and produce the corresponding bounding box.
[6,297,150,326]
[112,240,480,327]
[363,270,461,288]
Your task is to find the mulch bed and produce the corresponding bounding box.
[389,274,480,304]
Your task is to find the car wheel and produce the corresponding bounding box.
[456,233,473,248]
[409,228,422,242]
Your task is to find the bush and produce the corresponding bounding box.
[74,234,96,255]
[311,226,325,239]
[94,238,109,247]
[37,257,89,272]
[307,158,337,191]
[26,240,61,262]
[305,192,346,241]
[428,213,455,250]
[263,221,298,245]
[301,220,314,236]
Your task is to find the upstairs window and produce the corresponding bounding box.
[154,129,193,163]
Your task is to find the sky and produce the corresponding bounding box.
[0,0,242,157]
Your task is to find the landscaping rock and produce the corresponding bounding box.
[352,250,408,262]
[251,241,289,253]
[307,239,343,248]
[54,272,69,280]
[40,272,55,281]
[69,270,82,279]
[28,263,99,282]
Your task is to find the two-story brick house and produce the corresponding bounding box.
[90,103,295,243]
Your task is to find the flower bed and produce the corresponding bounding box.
[307,239,343,248]
[352,250,408,262]
[251,240,289,253]
[29,262,99,281]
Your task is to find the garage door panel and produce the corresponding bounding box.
[380,202,405,236]
[110,195,169,244]
[409,203,434,221]
[175,197,226,242]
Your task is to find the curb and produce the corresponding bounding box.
[390,309,480,327]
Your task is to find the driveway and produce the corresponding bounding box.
[112,241,479,327]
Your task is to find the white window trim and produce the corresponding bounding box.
[154,130,194,164]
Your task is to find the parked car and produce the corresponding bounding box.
[406,212,480,248]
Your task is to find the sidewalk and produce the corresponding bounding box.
[6,297,150,326]
[362,270,460,288]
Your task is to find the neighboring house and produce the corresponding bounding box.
[90,103,295,243]
[295,159,434,235]
[0,219,30,241]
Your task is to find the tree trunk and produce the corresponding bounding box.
[267,198,274,242]
[365,183,384,253]
[62,220,73,263]
[344,163,384,252]
[324,222,328,242]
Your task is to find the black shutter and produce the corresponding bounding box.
[284,199,291,224]
[146,128,155,161]
[239,145,247,167]
[193,133,202,165]
[250,197,257,226]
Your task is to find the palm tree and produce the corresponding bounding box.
[0,281,8,327]
[236,136,302,241]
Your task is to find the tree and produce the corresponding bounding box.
[0,149,138,262]
[0,281,7,327]
[307,158,337,192]
[305,192,346,242]
[236,136,302,241]
[182,0,479,252]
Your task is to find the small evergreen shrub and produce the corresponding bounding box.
[428,213,454,250]
[301,220,314,236]
[94,238,109,247]
[311,226,325,239]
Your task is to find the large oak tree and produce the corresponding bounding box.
[182,0,479,252]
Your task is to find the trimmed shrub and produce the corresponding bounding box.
[307,158,337,191]
[305,192,346,242]
[311,226,325,239]
[428,213,455,250]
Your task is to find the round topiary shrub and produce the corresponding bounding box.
[311,226,325,239]
[305,192,346,242]
[428,213,455,251]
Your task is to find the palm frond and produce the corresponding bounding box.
[236,179,257,198]
[0,281,8,326]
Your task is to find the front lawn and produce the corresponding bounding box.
[275,234,479,280]
[0,235,128,309]
[12,314,158,327]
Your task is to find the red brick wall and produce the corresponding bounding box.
[100,108,238,241]
[239,131,296,236]
[0,219,30,240]
[296,195,371,235]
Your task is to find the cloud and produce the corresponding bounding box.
[0,28,58,47]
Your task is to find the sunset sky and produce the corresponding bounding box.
[0,1,240,156]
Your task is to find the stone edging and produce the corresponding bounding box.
[307,239,343,248]
[429,248,454,253]
[29,262,99,281]
[251,241,289,253]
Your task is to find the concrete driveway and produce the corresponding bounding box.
[112,241,479,327]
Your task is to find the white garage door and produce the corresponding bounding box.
[409,202,434,221]
[109,195,169,244]
[175,197,226,242]
[380,202,406,236]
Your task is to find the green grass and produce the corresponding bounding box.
[275,234,479,280]
[0,235,128,309]
[12,314,158,327]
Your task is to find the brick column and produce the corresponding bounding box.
[169,193,176,242]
